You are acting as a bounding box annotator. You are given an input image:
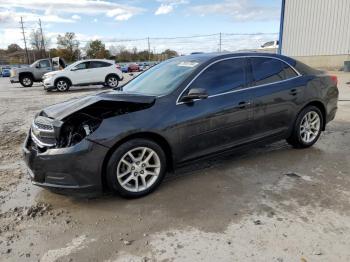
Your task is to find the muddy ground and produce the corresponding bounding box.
[0,72,350,262]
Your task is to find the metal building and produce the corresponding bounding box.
[279,0,350,69]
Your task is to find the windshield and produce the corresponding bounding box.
[121,57,202,96]
[64,61,81,70]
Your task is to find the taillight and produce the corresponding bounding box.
[330,75,338,86]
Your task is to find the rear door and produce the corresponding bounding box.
[248,56,303,138]
[175,58,255,162]
[89,61,113,83]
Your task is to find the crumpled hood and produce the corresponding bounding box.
[40,92,156,120]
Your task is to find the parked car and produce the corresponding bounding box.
[120,64,129,73]
[23,52,338,198]
[1,68,11,77]
[10,57,66,87]
[128,63,140,72]
[260,40,279,50]
[42,59,123,92]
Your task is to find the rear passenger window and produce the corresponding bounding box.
[249,57,297,86]
[90,61,112,68]
[189,58,246,96]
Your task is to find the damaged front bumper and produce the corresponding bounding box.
[22,131,109,195]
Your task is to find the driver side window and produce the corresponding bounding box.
[39,60,50,68]
[74,62,90,70]
[189,58,246,96]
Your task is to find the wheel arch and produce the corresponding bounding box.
[301,100,327,131]
[19,72,34,79]
[100,132,174,191]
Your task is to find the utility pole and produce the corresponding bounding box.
[20,17,30,64]
[38,19,46,58]
[147,37,151,61]
[219,32,222,52]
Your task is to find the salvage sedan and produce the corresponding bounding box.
[23,52,338,198]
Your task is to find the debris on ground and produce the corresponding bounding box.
[284,172,301,178]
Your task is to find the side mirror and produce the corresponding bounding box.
[181,88,208,102]
[35,64,40,68]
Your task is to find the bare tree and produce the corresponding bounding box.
[56,32,80,62]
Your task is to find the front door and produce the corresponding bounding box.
[175,58,254,162]
[68,61,91,85]
[36,59,52,80]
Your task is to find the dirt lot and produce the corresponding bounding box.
[0,72,350,262]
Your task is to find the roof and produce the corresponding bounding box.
[182,52,296,65]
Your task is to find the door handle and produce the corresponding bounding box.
[289,89,299,96]
[238,101,250,109]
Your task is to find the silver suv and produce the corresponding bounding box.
[10,57,66,87]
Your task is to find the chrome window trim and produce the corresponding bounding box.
[176,55,302,105]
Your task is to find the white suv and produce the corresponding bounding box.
[43,59,123,92]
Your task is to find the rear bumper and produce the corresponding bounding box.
[22,131,109,195]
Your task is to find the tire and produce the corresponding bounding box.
[105,75,119,88]
[55,79,70,92]
[106,138,167,198]
[19,75,33,87]
[287,106,323,148]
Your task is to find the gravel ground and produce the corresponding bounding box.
[0,71,350,262]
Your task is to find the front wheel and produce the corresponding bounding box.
[19,75,33,87]
[105,75,119,88]
[106,139,167,198]
[287,106,323,148]
[55,79,70,92]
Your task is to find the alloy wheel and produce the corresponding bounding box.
[23,77,32,86]
[57,80,68,91]
[116,147,161,193]
[107,77,118,87]
[300,111,321,143]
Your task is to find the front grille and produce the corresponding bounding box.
[34,122,53,131]
[31,116,56,148]
[34,116,54,130]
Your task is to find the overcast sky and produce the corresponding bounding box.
[0,0,281,54]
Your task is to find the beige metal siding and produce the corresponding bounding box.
[282,0,350,56]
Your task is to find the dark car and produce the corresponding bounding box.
[128,63,140,72]
[23,52,338,198]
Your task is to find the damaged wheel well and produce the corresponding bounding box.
[101,132,174,191]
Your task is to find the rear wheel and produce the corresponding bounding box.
[106,75,119,88]
[287,106,323,148]
[55,79,70,92]
[19,75,33,87]
[106,139,167,198]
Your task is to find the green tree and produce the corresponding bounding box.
[161,49,178,59]
[7,43,22,53]
[86,40,110,59]
[57,32,80,62]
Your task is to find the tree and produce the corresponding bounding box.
[161,49,178,59]
[29,29,42,51]
[86,40,110,59]
[57,32,80,62]
[7,44,22,53]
